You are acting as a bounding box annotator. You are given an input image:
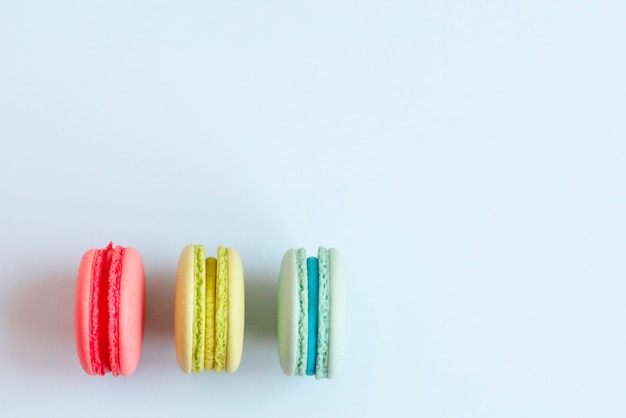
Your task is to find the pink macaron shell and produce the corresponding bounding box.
[106,246,124,376]
[118,247,145,376]
[75,249,97,376]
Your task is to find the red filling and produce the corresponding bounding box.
[89,243,123,376]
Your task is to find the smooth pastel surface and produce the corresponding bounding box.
[306,256,319,376]
[277,249,298,376]
[327,248,345,379]
[315,247,330,379]
[117,247,145,376]
[75,249,97,375]
[174,244,195,373]
[226,248,245,373]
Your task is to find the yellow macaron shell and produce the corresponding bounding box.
[226,248,245,373]
[213,246,229,372]
[191,245,206,373]
[174,244,196,373]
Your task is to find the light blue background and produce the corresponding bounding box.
[1,2,624,417]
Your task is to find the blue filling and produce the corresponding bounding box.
[306,257,319,376]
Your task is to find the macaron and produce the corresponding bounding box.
[278,247,345,379]
[74,242,146,376]
[175,244,245,373]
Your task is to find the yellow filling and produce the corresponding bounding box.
[204,257,217,370]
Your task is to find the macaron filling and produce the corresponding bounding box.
[306,256,319,376]
[89,243,124,376]
[204,257,217,371]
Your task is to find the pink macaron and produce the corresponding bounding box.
[74,242,145,376]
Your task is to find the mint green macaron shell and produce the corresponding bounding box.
[315,247,330,379]
[278,249,299,376]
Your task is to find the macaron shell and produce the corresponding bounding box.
[75,249,97,376]
[107,246,125,376]
[214,246,229,372]
[327,248,345,379]
[226,248,245,373]
[278,249,298,376]
[118,247,145,376]
[295,248,308,376]
[191,245,206,373]
[175,244,195,373]
[315,247,330,379]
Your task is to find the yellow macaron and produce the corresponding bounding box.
[175,244,245,373]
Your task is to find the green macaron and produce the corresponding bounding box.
[277,247,345,379]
